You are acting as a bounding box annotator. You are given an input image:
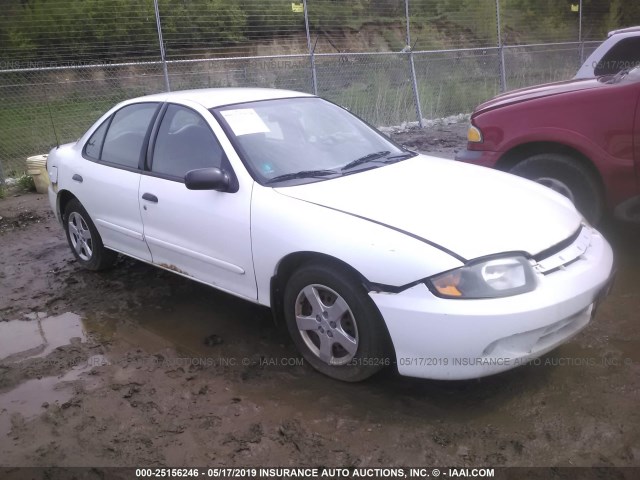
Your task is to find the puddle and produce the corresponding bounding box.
[0,312,86,362]
[0,312,93,439]
[0,366,85,438]
[78,298,534,426]
[84,292,268,360]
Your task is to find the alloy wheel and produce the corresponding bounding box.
[294,284,359,366]
[68,212,93,261]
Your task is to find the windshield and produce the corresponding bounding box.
[212,97,412,185]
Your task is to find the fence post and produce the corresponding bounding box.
[303,0,318,95]
[495,0,507,92]
[153,0,171,92]
[405,0,424,128]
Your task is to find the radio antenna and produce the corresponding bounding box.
[43,85,60,148]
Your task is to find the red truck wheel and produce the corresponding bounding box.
[510,153,604,224]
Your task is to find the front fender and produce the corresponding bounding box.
[482,126,604,164]
[492,127,636,207]
[251,187,462,307]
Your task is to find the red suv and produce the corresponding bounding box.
[456,67,640,223]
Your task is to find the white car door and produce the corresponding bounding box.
[75,102,160,262]
[138,103,256,300]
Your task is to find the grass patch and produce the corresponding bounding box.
[381,29,407,51]
[0,88,140,174]
[16,173,36,192]
[320,53,501,126]
[418,76,499,119]
[0,98,104,173]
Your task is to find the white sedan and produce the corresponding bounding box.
[47,88,614,381]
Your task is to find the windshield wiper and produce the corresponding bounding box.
[341,151,391,171]
[384,151,417,161]
[265,169,338,184]
[341,150,417,171]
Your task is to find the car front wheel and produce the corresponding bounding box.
[63,198,117,271]
[283,262,390,382]
[510,153,604,223]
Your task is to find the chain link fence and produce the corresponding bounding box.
[0,0,637,176]
[0,63,167,178]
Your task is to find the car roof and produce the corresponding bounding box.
[608,26,640,37]
[130,87,314,109]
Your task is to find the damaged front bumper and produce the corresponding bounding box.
[370,227,614,380]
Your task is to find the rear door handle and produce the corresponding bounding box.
[72,174,83,183]
[142,192,158,203]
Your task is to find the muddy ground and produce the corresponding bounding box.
[1,123,639,469]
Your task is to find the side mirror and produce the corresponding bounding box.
[185,167,230,192]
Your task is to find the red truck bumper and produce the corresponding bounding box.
[454,148,502,168]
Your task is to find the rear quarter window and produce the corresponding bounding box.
[84,119,109,160]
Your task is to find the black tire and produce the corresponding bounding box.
[63,198,117,271]
[510,153,604,224]
[283,262,390,382]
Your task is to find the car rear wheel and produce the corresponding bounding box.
[63,199,117,271]
[283,262,390,382]
[510,153,604,223]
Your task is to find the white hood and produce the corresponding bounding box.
[276,155,582,260]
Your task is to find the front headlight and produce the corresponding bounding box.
[426,255,536,299]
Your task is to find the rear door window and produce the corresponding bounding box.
[100,103,159,169]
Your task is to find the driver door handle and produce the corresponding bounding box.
[142,192,158,203]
